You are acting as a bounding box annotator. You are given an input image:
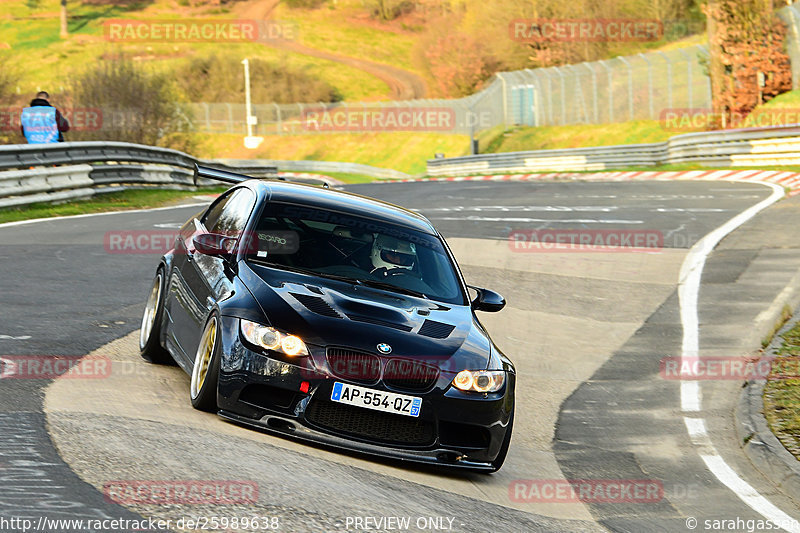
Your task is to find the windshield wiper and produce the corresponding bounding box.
[355,279,427,299]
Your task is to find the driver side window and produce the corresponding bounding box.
[202,188,255,238]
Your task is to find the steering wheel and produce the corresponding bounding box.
[371,267,420,279]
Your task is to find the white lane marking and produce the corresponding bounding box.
[655,208,729,212]
[680,381,702,412]
[153,223,183,229]
[429,216,644,224]
[0,334,32,340]
[683,417,708,443]
[700,455,800,532]
[0,202,209,229]
[678,180,800,531]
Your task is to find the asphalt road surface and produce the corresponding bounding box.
[2,180,799,533]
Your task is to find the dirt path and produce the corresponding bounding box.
[234,0,427,100]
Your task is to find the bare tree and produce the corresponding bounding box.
[70,59,188,146]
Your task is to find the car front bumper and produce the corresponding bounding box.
[215,316,515,470]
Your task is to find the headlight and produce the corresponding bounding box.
[452,370,505,393]
[240,320,309,356]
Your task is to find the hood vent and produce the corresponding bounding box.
[345,313,413,332]
[290,293,342,319]
[418,320,455,339]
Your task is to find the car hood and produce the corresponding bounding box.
[237,261,492,373]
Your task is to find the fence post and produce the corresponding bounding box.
[568,64,588,123]
[639,53,654,119]
[555,67,567,125]
[297,103,304,134]
[202,103,211,132]
[225,103,233,134]
[532,70,546,126]
[497,73,508,126]
[697,44,712,108]
[274,103,281,134]
[583,63,599,124]
[678,48,693,108]
[657,51,673,111]
[617,56,634,121]
[599,60,613,123]
[543,69,555,125]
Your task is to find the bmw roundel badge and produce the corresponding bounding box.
[377,343,392,354]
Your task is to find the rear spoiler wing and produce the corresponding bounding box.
[193,164,253,186]
[193,163,329,188]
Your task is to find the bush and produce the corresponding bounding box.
[706,0,792,124]
[174,54,341,104]
[414,23,498,97]
[69,58,192,149]
[0,55,20,145]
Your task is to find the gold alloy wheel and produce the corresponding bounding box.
[190,317,218,399]
[139,274,162,350]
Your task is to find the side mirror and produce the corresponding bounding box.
[468,286,506,312]
[193,233,236,257]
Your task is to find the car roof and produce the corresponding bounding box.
[245,180,437,235]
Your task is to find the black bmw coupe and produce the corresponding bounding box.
[139,166,515,472]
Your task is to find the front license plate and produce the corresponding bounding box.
[331,382,421,417]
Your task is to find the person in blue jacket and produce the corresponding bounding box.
[19,91,70,144]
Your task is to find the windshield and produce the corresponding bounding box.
[244,202,466,305]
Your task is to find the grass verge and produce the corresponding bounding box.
[479,121,673,154]
[0,187,227,224]
[763,317,800,461]
[200,132,470,175]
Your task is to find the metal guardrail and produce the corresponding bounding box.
[0,141,278,209]
[427,126,800,176]
[0,141,413,209]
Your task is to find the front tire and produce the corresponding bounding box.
[190,314,221,412]
[139,269,172,364]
